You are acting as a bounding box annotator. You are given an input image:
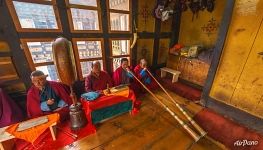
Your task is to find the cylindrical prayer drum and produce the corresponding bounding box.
[69,102,87,130]
[52,37,77,86]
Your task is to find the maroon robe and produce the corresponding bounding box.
[113,66,133,86]
[134,65,159,90]
[85,71,113,92]
[27,81,72,120]
[113,66,140,95]
[0,88,24,127]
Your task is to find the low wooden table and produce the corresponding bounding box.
[81,88,137,132]
[160,67,181,83]
[0,123,57,150]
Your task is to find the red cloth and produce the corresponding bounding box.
[0,88,24,127]
[85,71,113,92]
[156,70,201,102]
[113,66,131,86]
[133,65,159,90]
[27,81,72,119]
[15,120,95,150]
[81,89,140,131]
[194,109,263,150]
[6,113,59,144]
[113,66,141,95]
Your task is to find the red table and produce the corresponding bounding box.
[81,89,140,132]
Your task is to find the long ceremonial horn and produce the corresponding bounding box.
[146,69,207,137]
[126,69,201,142]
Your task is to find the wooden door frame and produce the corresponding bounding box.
[201,0,263,132]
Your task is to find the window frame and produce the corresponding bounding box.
[109,38,131,71]
[6,0,63,32]
[20,38,56,71]
[65,0,103,33]
[72,38,106,79]
[107,0,132,33]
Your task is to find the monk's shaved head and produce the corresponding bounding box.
[91,61,101,68]
[121,58,129,69]
[31,70,47,90]
[140,58,147,68]
[30,70,47,79]
[91,61,101,74]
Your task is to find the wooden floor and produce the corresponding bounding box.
[61,90,226,150]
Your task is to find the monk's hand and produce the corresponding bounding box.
[47,99,54,105]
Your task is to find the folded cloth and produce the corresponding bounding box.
[103,88,130,98]
[139,69,147,77]
[40,100,68,112]
[6,113,59,144]
[145,77,151,84]
[81,92,100,101]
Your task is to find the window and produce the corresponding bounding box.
[66,0,101,32]
[68,0,97,6]
[72,38,105,78]
[108,0,131,32]
[21,39,59,81]
[110,39,131,71]
[112,39,130,56]
[7,0,62,32]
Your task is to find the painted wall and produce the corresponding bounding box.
[136,0,172,66]
[166,0,226,86]
[210,0,263,119]
[178,0,226,47]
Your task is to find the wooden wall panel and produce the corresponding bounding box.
[158,39,170,64]
[166,54,179,69]
[0,41,10,52]
[209,0,263,118]
[178,0,226,47]
[161,18,172,33]
[157,39,170,64]
[166,0,226,86]
[210,0,263,104]
[138,0,156,32]
[230,22,263,118]
[2,82,26,93]
[177,57,210,86]
[0,57,19,81]
[136,39,154,65]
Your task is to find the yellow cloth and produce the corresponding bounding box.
[6,113,59,143]
[103,87,129,98]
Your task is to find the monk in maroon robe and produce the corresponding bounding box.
[27,70,72,120]
[85,61,113,93]
[134,59,159,91]
[113,58,140,95]
[0,88,24,127]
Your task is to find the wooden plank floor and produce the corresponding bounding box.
[62,90,226,150]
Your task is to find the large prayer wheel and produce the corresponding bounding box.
[52,37,77,86]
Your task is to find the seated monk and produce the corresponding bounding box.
[113,58,140,95]
[134,59,159,90]
[27,70,72,120]
[85,61,113,93]
[0,88,24,127]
